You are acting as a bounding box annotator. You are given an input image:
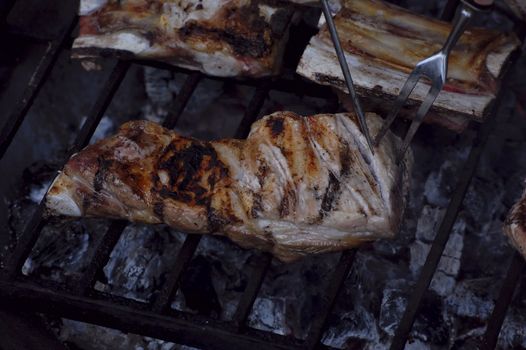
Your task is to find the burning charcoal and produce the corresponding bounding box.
[411,292,450,345]
[321,306,380,348]
[410,240,430,276]
[445,278,496,320]
[379,280,408,337]
[101,225,184,302]
[430,218,465,296]
[415,205,445,243]
[424,159,462,208]
[180,255,222,317]
[144,67,175,107]
[245,253,339,338]
[191,236,252,320]
[463,176,504,228]
[58,319,197,350]
[22,220,92,282]
[248,297,291,336]
[497,309,526,349]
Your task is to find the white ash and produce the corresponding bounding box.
[430,218,466,297]
[58,319,198,350]
[170,235,252,320]
[28,180,52,203]
[78,115,116,144]
[498,309,526,349]
[248,253,340,339]
[445,278,497,320]
[322,306,380,348]
[379,280,408,337]
[415,205,445,243]
[97,224,185,302]
[248,297,291,336]
[21,220,95,282]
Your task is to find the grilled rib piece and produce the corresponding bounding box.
[74,0,295,77]
[504,185,526,259]
[297,0,519,125]
[46,112,411,261]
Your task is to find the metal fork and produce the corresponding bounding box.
[374,0,492,162]
[320,0,375,154]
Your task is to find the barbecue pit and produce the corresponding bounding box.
[0,0,526,349]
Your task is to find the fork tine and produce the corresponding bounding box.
[396,83,443,162]
[373,70,422,147]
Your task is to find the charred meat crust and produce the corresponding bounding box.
[74,0,295,77]
[46,112,410,261]
[504,187,526,259]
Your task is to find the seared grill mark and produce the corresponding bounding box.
[266,116,284,137]
[339,142,352,178]
[154,201,164,220]
[279,186,295,218]
[251,193,263,218]
[178,3,273,59]
[94,157,112,192]
[319,173,341,220]
[207,207,229,232]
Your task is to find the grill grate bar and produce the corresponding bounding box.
[2,60,130,280]
[0,279,305,350]
[0,18,77,161]
[228,83,272,327]
[73,220,128,294]
[389,65,515,350]
[482,252,525,349]
[234,81,270,138]
[74,72,202,295]
[233,253,272,328]
[152,235,201,313]
[154,80,271,315]
[304,250,356,349]
[163,72,202,128]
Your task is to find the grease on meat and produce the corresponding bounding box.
[46,112,411,261]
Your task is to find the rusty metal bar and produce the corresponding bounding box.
[2,61,130,279]
[481,252,525,350]
[233,253,272,328]
[0,18,77,161]
[304,250,356,349]
[73,72,202,295]
[389,62,516,350]
[0,279,304,350]
[152,235,201,313]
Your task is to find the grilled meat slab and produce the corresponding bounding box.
[74,0,295,77]
[46,112,411,261]
[505,185,526,259]
[297,0,519,123]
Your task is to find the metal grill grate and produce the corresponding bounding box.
[0,1,525,349]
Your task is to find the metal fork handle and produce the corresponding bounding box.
[320,0,375,154]
[442,2,476,55]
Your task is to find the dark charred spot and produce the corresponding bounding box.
[178,4,273,59]
[154,201,164,219]
[155,142,227,208]
[279,186,295,218]
[340,142,352,178]
[269,8,293,37]
[266,116,284,137]
[314,73,346,89]
[82,196,91,212]
[207,208,229,232]
[94,157,112,192]
[319,173,341,220]
[251,194,263,218]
